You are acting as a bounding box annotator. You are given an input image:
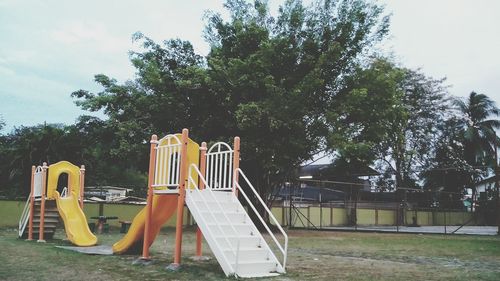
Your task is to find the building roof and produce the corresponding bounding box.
[85,186,134,192]
[299,163,379,180]
[475,175,500,186]
[275,185,345,202]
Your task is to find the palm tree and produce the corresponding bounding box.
[0,115,5,132]
[454,92,500,224]
[454,92,500,169]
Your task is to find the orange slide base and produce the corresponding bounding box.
[112,194,178,254]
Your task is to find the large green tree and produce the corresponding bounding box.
[0,124,69,197]
[326,58,406,167]
[0,121,146,198]
[72,0,389,198]
[327,58,448,190]
[378,67,448,189]
[423,117,482,193]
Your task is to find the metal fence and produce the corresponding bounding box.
[269,181,499,235]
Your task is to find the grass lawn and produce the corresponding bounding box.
[0,227,499,280]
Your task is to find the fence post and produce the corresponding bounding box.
[289,184,293,228]
[354,188,358,231]
[307,206,310,229]
[319,191,322,229]
[396,202,400,233]
[444,209,447,234]
[330,206,333,226]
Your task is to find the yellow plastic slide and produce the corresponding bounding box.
[56,194,98,246]
[47,161,97,247]
[112,195,178,254]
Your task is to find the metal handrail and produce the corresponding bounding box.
[18,194,31,237]
[60,187,68,197]
[234,168,288,271]
[187,164,242,275]
[19,166,44,237]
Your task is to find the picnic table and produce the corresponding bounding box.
[90,216,118,234]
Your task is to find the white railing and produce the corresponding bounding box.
[18,166,44,237]
[33,166,43,197]
[187,164,242,275]
[60,187,68,197]
[152,134,182,190]
[206,142,233,191]
[234,168,288,271]
[18,195,31,237]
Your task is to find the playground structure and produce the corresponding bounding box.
[18,129,288,278]
[19,161,96,246]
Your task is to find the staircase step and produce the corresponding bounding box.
[233,260,278,277]
[194,189,235,202]
[185,187,285,278]
[32,208,59,214]
[193,201,241,212]
[31,222,58,228]
[210,190,234,200]
[223,247,270,262]
[29,229,57,233]
[30,221,58,227]
[216,235,262,249]
[33,217,59,223]
[202,211,248,224]
[34,206,58,211]
[34,200,57,206]
[208,223,255,236]
[20,229,56,239]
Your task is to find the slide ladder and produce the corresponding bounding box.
[122,132,287,278]
[19,165,59,240]
[19,161,97,246]
[19,198,59,239]
[185,164,287,278]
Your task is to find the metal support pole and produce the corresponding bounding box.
[196,142,207,257]
[172,129,189,266]
[289,183,293,228]
[494,141,500,235]
[141,134,158,260]
[37,162,48,243]
[444,209,447,234]
[79,165,85,209]
[27,166,35,240]
[232,137,240,196]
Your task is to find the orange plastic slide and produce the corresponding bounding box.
[112,194,178,254]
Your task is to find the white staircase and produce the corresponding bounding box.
[186,188,283,277]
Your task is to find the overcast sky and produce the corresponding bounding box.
[1,0,499,133]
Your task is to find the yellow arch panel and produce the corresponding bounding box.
[46,160,97,246]
[46,161,81,199]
